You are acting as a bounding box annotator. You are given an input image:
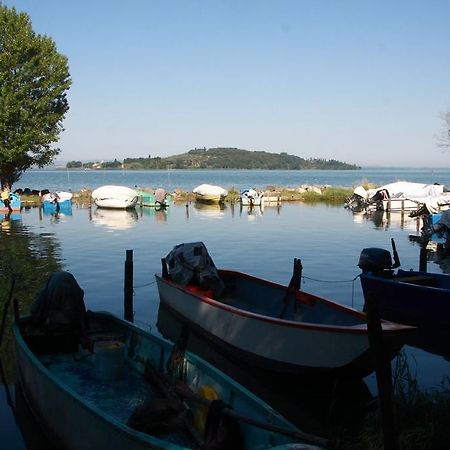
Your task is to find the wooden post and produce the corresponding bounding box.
[124,249,134,322]
[419,245,428,272]
[366,293,399,450]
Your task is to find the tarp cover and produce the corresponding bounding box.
[165,242,224,297]
[30,271,87,333]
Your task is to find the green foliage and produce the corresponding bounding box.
[123,147,360,170]
[66,160,83,168]
[0,5,71,189]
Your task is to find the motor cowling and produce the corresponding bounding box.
[358,248,393,273]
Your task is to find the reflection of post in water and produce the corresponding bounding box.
[156,303,373,438]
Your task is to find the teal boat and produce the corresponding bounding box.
[136,189,172,208]
[14,310,324,450]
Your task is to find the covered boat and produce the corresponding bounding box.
[14,271,324,450]
[156,243,414,376]
[240,189,264,207]
[193,184,227,204]
[92,185,138,209]
[345,181,450,212]
[358,246,450,328]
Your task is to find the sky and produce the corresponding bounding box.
[3,0,450,167]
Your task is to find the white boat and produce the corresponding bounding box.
[346,181,450,212]
[92,185,138,209]
[155,242,414,376]
[193,184,228,204]
[240,189,264,207]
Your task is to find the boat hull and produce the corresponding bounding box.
[156,271,412,376]
[14,312,319,450]
[360,270,450,328]
[92,186,138,209]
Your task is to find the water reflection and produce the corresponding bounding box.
[91,208,139,230]
[139,206,169,223]
[351,210,421,232]
[156,303,373,437]
[191,202,227,219]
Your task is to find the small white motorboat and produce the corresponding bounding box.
[240,189,264,207]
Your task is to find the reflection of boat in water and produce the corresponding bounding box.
[156,303,374,437]
[351,210,420,232]
[92,208,138,230]
[192,202,227,218]
[140,206,169,222]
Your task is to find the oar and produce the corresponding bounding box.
[173,381,328,448]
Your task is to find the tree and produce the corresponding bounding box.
[0,5,71,190]
[438,110,450,149]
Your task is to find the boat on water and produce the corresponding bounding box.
[0,192,21,212]
[92,185,138,209]
[136,188,171,208]
[240,189,264,207]
[193,184,227,204]
[42,191,73,213]
[345,181,450,212]
[14,271,324,450]
[156,243,414,376]
[358,245,450,329]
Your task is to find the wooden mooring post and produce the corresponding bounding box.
[366,293,399,450]
[124,249,134,322]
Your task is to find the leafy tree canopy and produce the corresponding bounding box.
[0,4,71,189]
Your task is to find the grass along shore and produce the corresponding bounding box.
[18,185,354,206]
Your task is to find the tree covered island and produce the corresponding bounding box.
[66,147,360,170]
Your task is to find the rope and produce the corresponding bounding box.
[132,280,156,290]
[302,274,361,308]
[302,274,360,284]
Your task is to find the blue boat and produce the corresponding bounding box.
[42,191,73,214]
[0,192,21,212]
[358,247,450,328]
[14,305,324,449]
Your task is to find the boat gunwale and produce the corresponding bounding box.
[14,311,302,448]
[155,271,414,335]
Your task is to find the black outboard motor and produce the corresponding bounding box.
[358,248,393,275]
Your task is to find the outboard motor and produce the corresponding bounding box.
[358,248,393,275]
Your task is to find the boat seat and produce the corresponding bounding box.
[394,275,438,287]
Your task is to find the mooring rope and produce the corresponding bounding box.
[132,280,156,290]
[302,274,361,308]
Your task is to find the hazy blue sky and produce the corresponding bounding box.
[4,0,450,167]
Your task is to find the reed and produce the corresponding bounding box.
[334,351,450,449]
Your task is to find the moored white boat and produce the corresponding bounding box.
[193,184,227,204]
[240,189,264,207]
[92,185,138,209]
[156,243,414,376]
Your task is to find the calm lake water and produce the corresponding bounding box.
[1,169,450,448]
[15,167,450,193]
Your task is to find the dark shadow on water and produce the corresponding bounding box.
[156,303,374,439]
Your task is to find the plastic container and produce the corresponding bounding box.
[93,340,125,381]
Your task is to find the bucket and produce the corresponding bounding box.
[94,340,125,381]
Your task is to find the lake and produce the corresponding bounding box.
[14,167,450,193]
[1,170,450,448]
